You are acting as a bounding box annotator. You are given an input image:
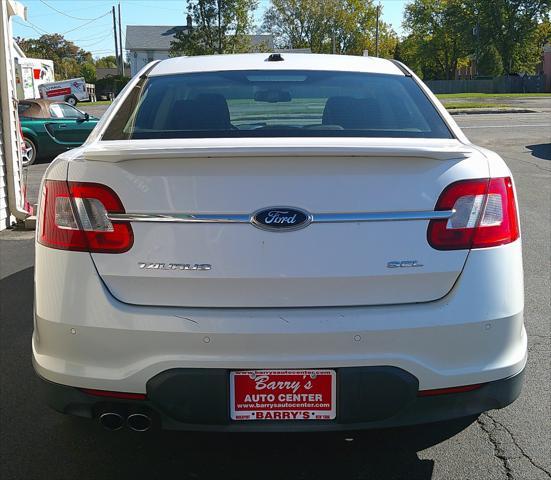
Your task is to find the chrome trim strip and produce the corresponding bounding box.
[108,210,454,224]
[108,213,251,223]
[312,210,454,223]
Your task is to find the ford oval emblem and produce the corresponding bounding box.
[251,207,312,232]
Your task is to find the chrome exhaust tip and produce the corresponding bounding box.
[99,412,124,431]
[127,413,152,432]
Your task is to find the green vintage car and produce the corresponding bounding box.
[19,99,99,166]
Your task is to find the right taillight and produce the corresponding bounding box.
[428,177,519,250]
[38,180,133,253]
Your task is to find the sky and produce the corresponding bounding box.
[12,0,409,60]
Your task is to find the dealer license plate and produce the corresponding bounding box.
[230,369,336,421]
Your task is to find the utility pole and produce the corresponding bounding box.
[473,23,480,77]
[217,0,222,54]
[472,5,480,78]
[118,3,124,76]
[375,3,380,58]
[112,6,120,75]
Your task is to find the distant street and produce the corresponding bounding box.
[2,110,550,480]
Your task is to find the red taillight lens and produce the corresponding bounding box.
[428,177,519,250]
[38,180,133,253]
[418,383,484,397]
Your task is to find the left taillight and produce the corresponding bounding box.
[38,180,133,253]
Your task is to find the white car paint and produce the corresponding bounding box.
[34,238,525,392]
[69,143,486,308]
[33,54,526,427]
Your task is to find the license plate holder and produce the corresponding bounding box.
[230,369,336,421]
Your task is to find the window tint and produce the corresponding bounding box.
[103,70,452,140]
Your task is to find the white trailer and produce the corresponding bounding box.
[38,77,89,106]
[14,57,54,100]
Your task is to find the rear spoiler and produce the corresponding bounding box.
[83,139,473,162]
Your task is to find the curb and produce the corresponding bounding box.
[447,108,536,115]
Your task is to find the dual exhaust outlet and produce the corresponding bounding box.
[99,411,152,432]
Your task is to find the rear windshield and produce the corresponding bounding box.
[102,70,452,140]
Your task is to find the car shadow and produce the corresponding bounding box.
[1,266,475,480]
[59,415,480,480]
[526,144,551,160]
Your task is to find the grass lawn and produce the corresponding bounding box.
[83,100,112,106]
[444,102,510,109]
[437,93,551,99]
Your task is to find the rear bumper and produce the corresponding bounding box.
[38,366,525,432]
[33,240,527,394]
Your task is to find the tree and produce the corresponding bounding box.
[328,0,398,57]
[510,19,551,74]
[395,36,423,77]
[477,45,504,77]
[395,35,445,80]
[477,0,549,74]
[95,56,118,69]
[262,0,330,51]
[80,62,97,83]
[170,0,258,56]
[57,58,81,80]
[16,34,92,80]
[400,0,549,79]
[262,0,398,57]
[402,0,472,80]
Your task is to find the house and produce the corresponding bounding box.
[1,0,29,230]
[125,24,273,77]
[96,67,118,80]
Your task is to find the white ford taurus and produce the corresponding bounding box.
[33,53,526,432]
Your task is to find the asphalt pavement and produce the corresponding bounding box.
[1,112,549,480]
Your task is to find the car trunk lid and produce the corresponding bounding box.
[69,137,488,308]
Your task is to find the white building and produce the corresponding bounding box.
[1,0,29,230]
[125,25,273,77]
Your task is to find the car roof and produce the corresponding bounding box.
[20,98,63,106]
[149,53,404,77]
[19,99,69,118]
